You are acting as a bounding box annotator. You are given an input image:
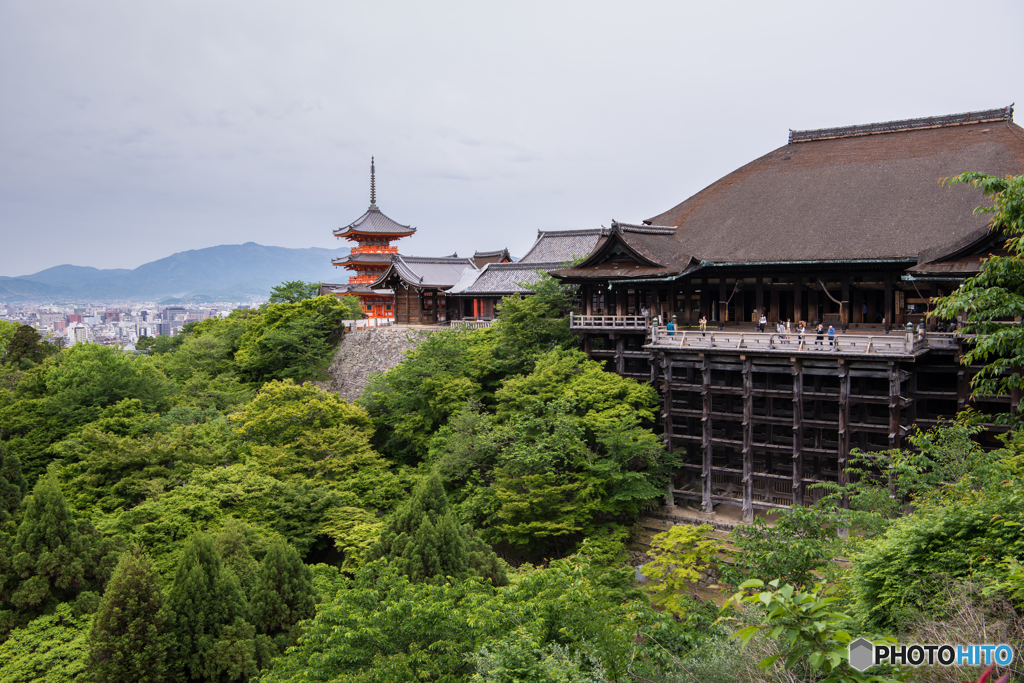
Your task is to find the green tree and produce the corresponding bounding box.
[88,544,171,683]
[935,172,1024,414]
[726,503,843,589]
[260,555,704,683]
[267,281,321,304]
[249,538,315,665]
[370,472,507,586]
[642,524,717,615]
[229,380,401,509]
[166,533,256,683]
[0,473,120,634]
[234,296,359,383]
[729,579,905,683]
[0,602,93,683]
[0,443,26,525]
[3,325,55,368]
[490,270,579,375]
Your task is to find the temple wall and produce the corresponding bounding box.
[315,326,431,402]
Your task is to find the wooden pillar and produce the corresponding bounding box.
[701,355,713,513]
[615,335,625,374]
[884,273,894,330]
[755,277,764,320]
[888,362,901,450]
[853,286,864,324]
[794,277,803,324]
[810,288,819,324]
[701,277,709,324]
[792,359,804,506]
[957,355,970,413]
[718,279,728,324]
[906,366,917,428]
[742,357,754,522]
[682,281,691,325]
[770,288,780,324]
[584,285,592,316]
[838,360,850,509]
[842,276,851,329]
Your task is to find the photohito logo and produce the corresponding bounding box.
[848,638,1014,672]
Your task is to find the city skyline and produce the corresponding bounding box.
[2,1,1022,276]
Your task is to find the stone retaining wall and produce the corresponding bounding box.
[315,326,432,402]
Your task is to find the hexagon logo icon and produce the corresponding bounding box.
[848,637,874,672]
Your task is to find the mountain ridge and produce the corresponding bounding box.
[0,242,351,302]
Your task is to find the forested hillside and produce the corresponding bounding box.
[1,231,1023,682]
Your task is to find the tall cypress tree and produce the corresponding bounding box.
[370,472,507,586]
[88,544,171,683]
[249,538,315,668]
[166,533,256,683]
[0,443,27,525]
[1,473,118,624]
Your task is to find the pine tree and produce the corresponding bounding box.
[166,533,256,683]
[370,472,507,586]
[88,544,171,683]
[0,442,27,525]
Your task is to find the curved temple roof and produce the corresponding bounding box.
[641,106,1024,267]
[334,207,416,239]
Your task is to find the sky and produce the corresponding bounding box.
[1,1,1022,277]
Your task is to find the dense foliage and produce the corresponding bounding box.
[3,262,1023,682]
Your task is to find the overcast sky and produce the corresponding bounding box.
[1,1,1021,277]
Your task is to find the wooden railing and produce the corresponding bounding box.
[645,327,960,355]
[569,314,649,330]
[449,319,494,330]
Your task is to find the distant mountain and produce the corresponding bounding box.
[0,243,351,302]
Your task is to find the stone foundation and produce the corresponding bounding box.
[315,326,432,401]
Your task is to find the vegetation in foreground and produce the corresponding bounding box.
[0,174,1023,681]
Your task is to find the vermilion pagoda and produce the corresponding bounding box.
[330,158,415,319]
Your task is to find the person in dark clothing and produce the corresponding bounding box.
[815,323,825,346]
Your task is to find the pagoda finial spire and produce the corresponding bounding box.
[369,156,377,209]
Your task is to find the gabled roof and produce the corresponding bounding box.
[519,229,605,263]
[472,248,511,268]
[646,106,1024,266]
[551,221,696,280]
[371,255,476,289]
[447,261,566,296]
[334,207,416,239]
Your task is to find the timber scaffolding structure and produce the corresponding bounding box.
[572,318,1012,522]
[553,106,1024,521]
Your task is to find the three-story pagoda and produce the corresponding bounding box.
[331,158,416,319]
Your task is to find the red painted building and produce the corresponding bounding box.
[328,159,415,319]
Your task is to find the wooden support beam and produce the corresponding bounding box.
[616,336,625,375]
[702,356,713,513]
[794,277,803,324]
[792,359,804,506]
[838,361,851,509]
[755,277,764,320]
[888,361,902,450]
[884,273,893,329]
[742,357,754,522]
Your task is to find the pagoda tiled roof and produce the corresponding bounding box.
[334,207,416,238]
[332,253,394,266]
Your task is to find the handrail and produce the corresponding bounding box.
[569,313,649,330]
[645,327,949,355]
[449,319,494,330]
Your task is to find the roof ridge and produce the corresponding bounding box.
[789,105,1014,143]
[611,220,677,235]
[535,228,606,237]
